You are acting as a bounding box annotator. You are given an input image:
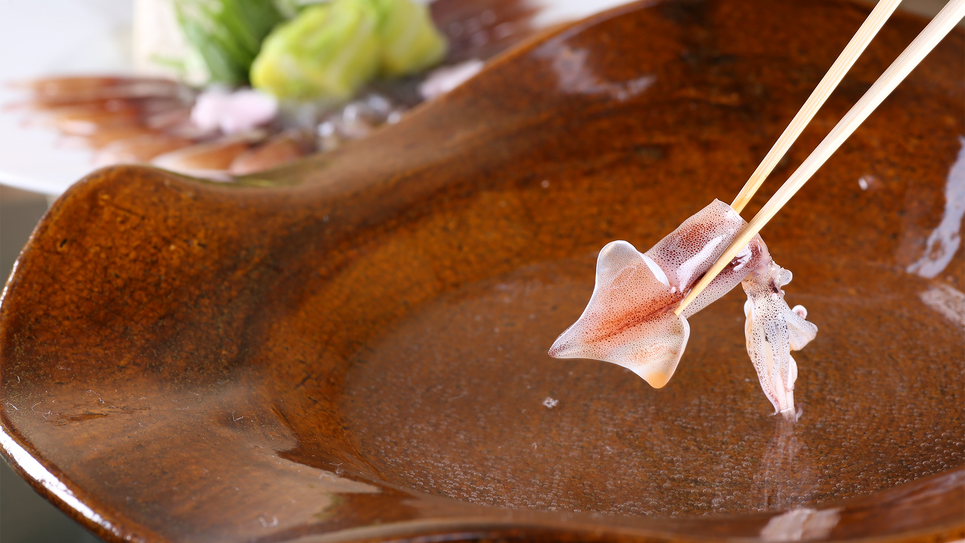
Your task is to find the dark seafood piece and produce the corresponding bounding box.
[151,134,261,178]
[81,125,161,149]
[93,133,197,166]
[431,0,539,62]
[10,76,188,106]
[229,130,314,175]
[48,102,142,136]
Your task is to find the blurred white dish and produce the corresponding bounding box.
[0,0,134,195]
[0,0,631,196]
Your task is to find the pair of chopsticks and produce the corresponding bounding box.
[675,0,965,316]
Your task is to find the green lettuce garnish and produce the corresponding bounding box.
[251,0,446,100]
[372,0,447,77]
[175,0,285,85]
[251,2,381,100]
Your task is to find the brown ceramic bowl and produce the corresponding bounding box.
[2,1,963,541]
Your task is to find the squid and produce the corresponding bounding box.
[548,200,817,420]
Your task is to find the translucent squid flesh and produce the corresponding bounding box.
[742,263,817,419]
[548,200,817,419]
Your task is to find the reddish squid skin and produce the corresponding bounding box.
[548,200,781,389]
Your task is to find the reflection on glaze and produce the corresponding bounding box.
[857,175,880,191]
[549,200,817,418]
[547,45,656,101]
[907,136,965,278]
[760,506,840,541]
[920,282,965,330]
[315,469,381,494]
[757,419,818,511]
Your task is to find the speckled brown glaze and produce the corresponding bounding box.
[1,1,963,542]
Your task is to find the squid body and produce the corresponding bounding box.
[548,200,817,419]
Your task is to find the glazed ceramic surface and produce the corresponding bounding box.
[1,0,963,542]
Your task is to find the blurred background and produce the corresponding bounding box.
[0,187,96,543]
[0,0,952,541]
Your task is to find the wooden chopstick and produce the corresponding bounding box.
[675,0,965,316]
[730,0,902,214]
